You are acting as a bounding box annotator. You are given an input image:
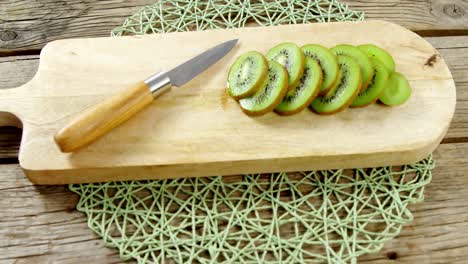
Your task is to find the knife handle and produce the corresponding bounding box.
[54,80,167,152]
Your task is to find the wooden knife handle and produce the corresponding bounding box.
[54,81,154,152]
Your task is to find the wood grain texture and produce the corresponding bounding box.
[0,0,152,54]
[0,164,122,264]
[1,0,467,53]
[0,21,456,184]
[1,143,467,263]
[345,0,468,35]
[0,127,20,159]
[426,36,468,142]
[0,55,39,89]
[55,81,154,152]
[0,36,466,161]
[0,1,465,262]
[359,142,468,263]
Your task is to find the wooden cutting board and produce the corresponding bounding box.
[0,20,456,184]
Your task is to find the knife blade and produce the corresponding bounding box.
[145,39,238,93]
[54,39,239,152]
[167,39,238,87]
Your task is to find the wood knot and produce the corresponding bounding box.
[0,30,18,41]
[425,54,438,67]
[386,251,398,260]
[443,3,465,18]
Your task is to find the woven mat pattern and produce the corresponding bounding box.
[111,0,364,36]
[70,1,434,263]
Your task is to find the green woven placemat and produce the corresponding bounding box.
[70,1,434,263]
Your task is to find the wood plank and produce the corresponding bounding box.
[0,55,39,159]
[1,0,467,53]
[359,142,468,263]
[1,142,467,263]
[0,127,20,160]
[0,21,455,184]
[0,55,38,89]
[345,0,468,35]
[426,36,468,141]
[0,0,152,54]
[0,164,122,263]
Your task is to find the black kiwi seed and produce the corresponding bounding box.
[266,42,305,90]
[351,58,390,107]
[310,55,362,115]
[227,51,268,100]
[239,61,289,116]
[331,44,374,91]
[275,57,323,115]
[301,44,339,95]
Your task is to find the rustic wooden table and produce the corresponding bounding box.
[1,1,467,263]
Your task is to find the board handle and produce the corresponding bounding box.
[0,87,26,128]
[54,81,157,152]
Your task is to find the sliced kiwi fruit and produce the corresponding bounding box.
[358,44,395,73]
[275,57,323,115]
[351,58,390,107]
[227,51,268,99]
[310,55,361,114]
[379,72,412,106]
[301,44,339,95]
[331,44,374,90]
[266,42,305,90]
[239,61,289,116]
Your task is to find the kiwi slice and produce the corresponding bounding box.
[379,72,412,106]
[275,57,323,115]
[331,44,373,90]
[310,55,361,114]
[301,44,339,95]
[358,44,396,73]
[351,58,390,107]
[266,42,305,90]
[227,51,268,99]
[239,61,289,116]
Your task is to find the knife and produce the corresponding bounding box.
[54,39,238,152]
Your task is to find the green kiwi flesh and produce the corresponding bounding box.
[379,72,412,106]
[239,61,289,116]
[275,57,322,115]
[331,44,373,90]
[266,42,305,90]
[358,44,396,73]
[351,58,390,107]
[301,44,339,95]
[310,55,361,114]
[227,51,268,99]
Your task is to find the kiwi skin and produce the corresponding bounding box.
[320,74,338,96]
[275,69,323,116]
[312,75,361,115]
[379,72,412,106]
[227,52,269,100]
[289,56,305,90]
[331,44,373,91]
[287,48,305,90]
[349,93,380,108]
[350,59,390,108]
[301,44,339,96]
[240,63,290,117]
[310,57,362,115]
[358,44,396,73]
[266,42,305,90]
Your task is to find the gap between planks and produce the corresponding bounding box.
[0,142,467,263]
[0,0,468,54]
